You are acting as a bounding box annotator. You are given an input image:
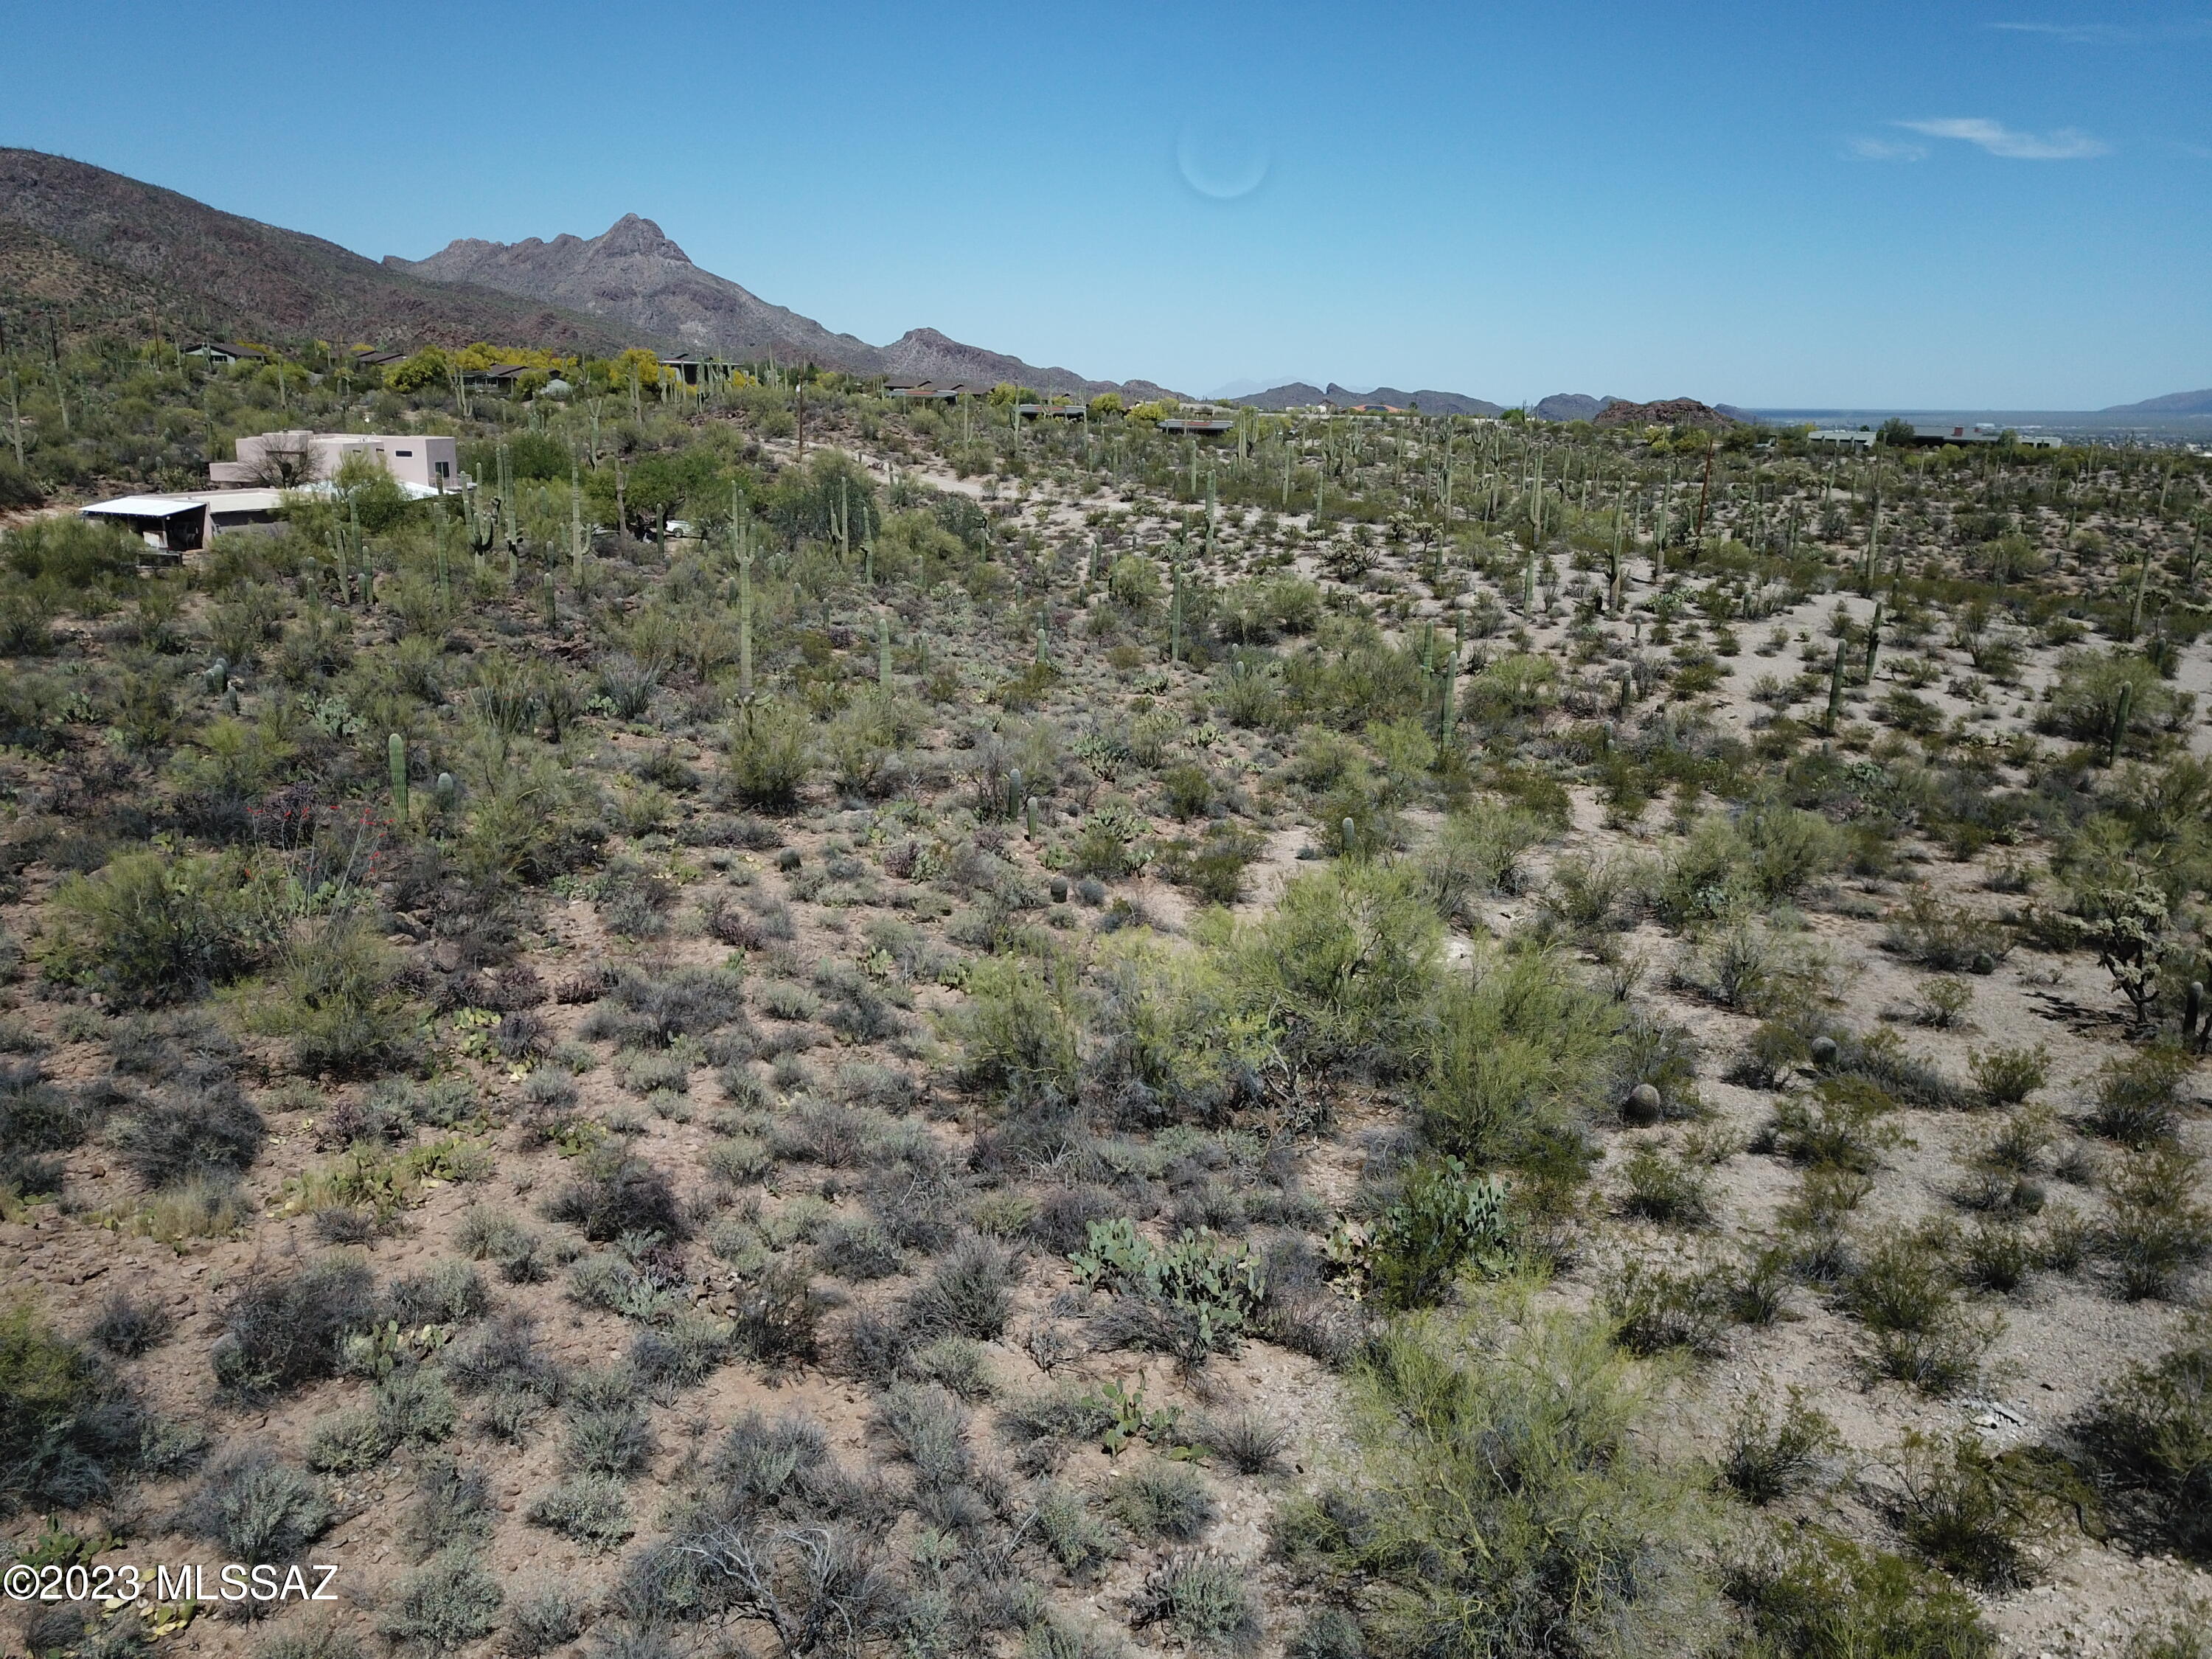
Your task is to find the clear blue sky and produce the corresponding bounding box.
[8,1,2208,407]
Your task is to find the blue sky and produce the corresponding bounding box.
[7,1,2208,406]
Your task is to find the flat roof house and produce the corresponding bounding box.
[80,489,291,555]
[886,382,977,402]
[185,342,274,366]
[211,430,459,491]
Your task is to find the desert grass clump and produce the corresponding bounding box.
[445,1313,564,1439]
[181,1448,333,1563]
[408,1455,494,1556]
[501,1582,588,1656]
[1108,1458,1217,1542]
[527,1472,634,1551]
[1194,1407,1290,1475]
[1129,1551,1260,1654]
[1034,1481,1120,1576]
[907,1232,1019,1343]
[375,1550,503,1652]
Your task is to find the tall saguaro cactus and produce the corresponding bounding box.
[737,532,756,698]
[388,733,408,818]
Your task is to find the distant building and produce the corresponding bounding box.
[349,347,408,370]
[1015,403,1086,420]
[657,354,751,387]
[458,364,539,394]
[1157,417,1236,435]
[84,478,445,555]
[185,341,273,366]
[211,430,459,491]
[886,382,978,402]
[1807,428,1877,448]
[82,489,291,555]
[1910,423,2001,446]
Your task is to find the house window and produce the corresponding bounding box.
[434,460,450,478]
[395,448,414,457]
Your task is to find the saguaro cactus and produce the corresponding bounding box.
[1826,641,1847,731]
[737,540,755,697]
[878,611,892,688]
[388,733,408,818]
[1864,602,1883,681]
[2108,681,2132,765]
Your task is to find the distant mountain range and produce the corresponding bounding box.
[387,215,1178,401]
[1225,385,1712,423]
[0,149,1176,399]
[0,148,636,354]
[2102,389,2212,414]
[1228,382,1506,415]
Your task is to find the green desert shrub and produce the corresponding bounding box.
[1419,799,1547,917]
[2040,650,2191,752]
[2072,1326,2212,1561]
[1889,1428,2064,1590]
[0,1302,161,1514]
[1360,1158,1513,1310]
[2102,1146,2211,1302]
[2086,1043,2194,1148]
[726,700,813,809]
[45,852,267,1007]
[239,919,416,1077]
[1969,1043,2050,1109]
[1420,944,1618,1178]
[1718,1389,1838,1505]
[1725,1528,1994,1659]
[1838,1231,1996,1395]
[1224,863,1441,1076]
[1304,1308,1720,1658]
[946,953,1082,1105]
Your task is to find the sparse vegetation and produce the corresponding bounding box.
[1,307,2205,1650]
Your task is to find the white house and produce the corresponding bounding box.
[211,430,458,491]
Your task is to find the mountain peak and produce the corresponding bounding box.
[596,213,691,263]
